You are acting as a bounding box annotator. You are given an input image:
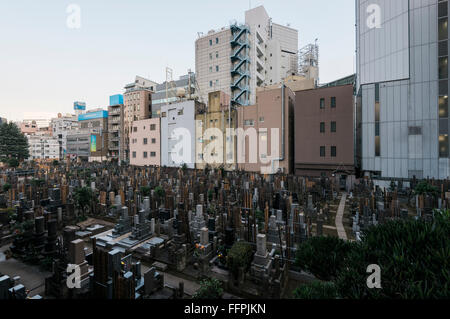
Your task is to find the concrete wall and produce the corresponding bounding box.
[237,85,295,174]
[295,84,355,177]
[161,100,198,169]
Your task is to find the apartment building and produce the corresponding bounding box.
[295,79,355,184]
[50,113,79,160]
[195,5,299,107]
[356,0,449,181]
[129,118,160,167]
[195,91,236,170]
[151,73,196,118]
[161,100,201,169]
[108,94,125,162]
[236,85,295,174]
[67,109,109,161]
[27,134,59,161]
[123,76,157,160]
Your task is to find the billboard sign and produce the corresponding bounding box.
[90,135,97,153]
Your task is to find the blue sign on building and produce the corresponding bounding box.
[109,94,124,106]
[74,101,86,111]
[78,110,108,121]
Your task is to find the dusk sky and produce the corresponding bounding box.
[0,0,355,122]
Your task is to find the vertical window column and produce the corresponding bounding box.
[375,83,380,157]
[439,0,449,158]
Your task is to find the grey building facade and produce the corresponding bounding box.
[356,0,449,181]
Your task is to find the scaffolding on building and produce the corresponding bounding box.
[298,40,319,83]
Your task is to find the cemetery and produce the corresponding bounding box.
[0,160,448,299]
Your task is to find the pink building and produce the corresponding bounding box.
[129,118,160,166]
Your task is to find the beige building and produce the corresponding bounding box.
[123,76,158,160]
[195,6,299,108]
[236,85,295,174]
[108,99,125,162]
[129,118,160,167]
[195,91,237,171]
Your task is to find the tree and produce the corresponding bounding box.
[193,278,224,299]
[52,159,59,167]
[295,236,353,281]
[0,123,30,162]
[227,241,254,277]
[74,187,93,218]
[140,186,151,197]
[2,183,11,193]
[154,186,165,207]
[7,158,20,168]
[414,180,439,197]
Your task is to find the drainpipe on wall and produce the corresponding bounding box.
[271,84,286,174]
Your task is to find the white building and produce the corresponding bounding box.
[195,5,299,107]
[27,134,59,161]
[51,114,79,159]
[356,0,449,181]
[160,100,200,169]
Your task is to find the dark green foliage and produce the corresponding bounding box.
[140,186,151,197]
[227,241,254,276]
[0,123,30,161]
[7,158,19,168]
[193,278,224,299]
[74,187,93,218]
[154,186,165,199]
[181,163,187,171]
[208,189,214,201]
[293,281,338,299]
[2,183,11,193]
[336,215,450,299]
[294,214,449,299]
[30,179,45,187]
[52,160,59,166]
[414,181,439,197]
[295,236,353,281]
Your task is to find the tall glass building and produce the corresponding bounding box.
[356,0,450,181]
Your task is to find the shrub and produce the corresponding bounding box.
[193,278,223,299]
[295,236,353,281]
[227,241,254,276]
[293,281,338,299]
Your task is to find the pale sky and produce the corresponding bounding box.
[0,0,356,122]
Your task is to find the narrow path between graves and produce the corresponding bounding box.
[335,192,348,240]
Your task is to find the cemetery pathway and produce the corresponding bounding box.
[335,192,348,240]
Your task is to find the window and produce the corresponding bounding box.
[209,53,213,60]
[133,127,137,132]
[331,97,336,108]
[320,146,325,157]
[440,96,449,118]
[439,17,448,41]
[259,117,265,122]
[132,152,136,158]
[178,109,184,116]
[216,65,219,72]
[244,119,254,126]
[209,66,213,73]
[162,112,167,118]
[210,81,213,87]
[150,152,156,157]
[439,134,449,157]
[209,39,213,46]
[216,51,219,58]
[216,37,219,44]
[331,146,337,157]
[152,138,156,144]
[439,57,448,79]
[320,122,325,133]
[320,98,325,109]
[331,121,336,133]
[143,138,148,145]
[143,152,148,158]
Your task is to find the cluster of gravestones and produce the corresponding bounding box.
[0,162,378,299]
